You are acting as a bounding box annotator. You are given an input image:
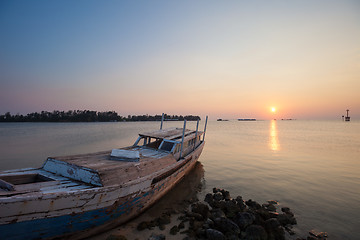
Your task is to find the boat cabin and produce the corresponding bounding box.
[132,127,203,160]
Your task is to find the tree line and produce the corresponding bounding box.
[0,111,201,122]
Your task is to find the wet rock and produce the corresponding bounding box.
[206,228,226,240]
[214,217,240,236]
[265,218,285,240]
[285,225,295,235]
[245,199,261,210]
[214,192,224,201]
[106,234,127,240]
[205,193,214,204]
[268,211,279,218]
[170,225,179,235]
[221,199,241,218]
[309,230,328,239]
[213,187,220,193]
[191,202,210,219]
[235,196,247,211]
[148,233,165,240]
[278,213,297,226]
[186,212,204,221]
[221,189,231,201]
[203,218,214,229]
[267,200,278,205]
[233,212,255,230]
[263,203,276,212]
[281,207,294,217]
[210,208,226,220]
[244,225,268,240]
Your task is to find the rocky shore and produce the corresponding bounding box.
[131,188,327,240]
[100,187,328,240]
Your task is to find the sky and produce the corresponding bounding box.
[1,0,359,120]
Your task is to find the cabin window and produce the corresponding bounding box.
[174,144,181,153]
[159,141,174,152]
[0,174,55,185]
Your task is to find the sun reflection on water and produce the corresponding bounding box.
[269,120,280,151]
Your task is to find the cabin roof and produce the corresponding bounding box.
[139,127,202,140]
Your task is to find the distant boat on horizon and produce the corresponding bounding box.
[238,118,256,121]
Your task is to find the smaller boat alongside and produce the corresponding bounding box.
[0,116,207,239]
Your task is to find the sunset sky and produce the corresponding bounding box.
[1,0,359,120]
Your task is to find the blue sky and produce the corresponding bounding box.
[1,0,359,119]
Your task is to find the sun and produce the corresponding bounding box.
[271,107,276,113]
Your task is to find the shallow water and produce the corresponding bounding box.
[0,120,359,239]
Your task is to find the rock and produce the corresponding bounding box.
[263,203,276,212]
[213,187,220,193]
[309,230,328,239]
[245,199,261,210]
[265,218,285,240]
[267,200,278,205]
[210,208,226,220]
[191,202,210,219]
[178,221,185,229]
[214,192,224,201]
[214,217,240,235]
[203,218,214,229]
[268,211,279,218]
[278,213,297,226]
[235,196,247,211]
[158,224,165,230]
[205,193,214,204]
[106,235,127,240]
[148,233,165,240]
[222,199,241,218]
[233,212,255,230]
[281,207,290,213]
[221,190,231,201]
[157,213,171,225]
[137,221,149,231]
[285,225,295,235]
[244,225,268,240]
[170,225,179,235]
[186,212,204,221]
[206,228,226,240]
[190,220,204,231]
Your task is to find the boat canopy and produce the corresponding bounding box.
[138,127,195,140]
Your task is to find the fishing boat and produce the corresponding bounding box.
[0,116,207,240]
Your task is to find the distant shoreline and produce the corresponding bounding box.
[0,111,200,123]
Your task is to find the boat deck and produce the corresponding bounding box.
[44,146,177,187]
[0,168,96,198]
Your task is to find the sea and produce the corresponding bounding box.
[0,120,359,239]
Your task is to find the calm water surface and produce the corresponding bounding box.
[0,120,359,239]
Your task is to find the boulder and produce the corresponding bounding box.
[245,199,261,210]
[148,233,165,240]
[191,202,210,219]
[206,228,226,240]
[264,218,285,240]
[234,212,255,230]
[244,225,268,240]
[214,217,240,235]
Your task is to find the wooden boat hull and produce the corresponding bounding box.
[0,142,204,240]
